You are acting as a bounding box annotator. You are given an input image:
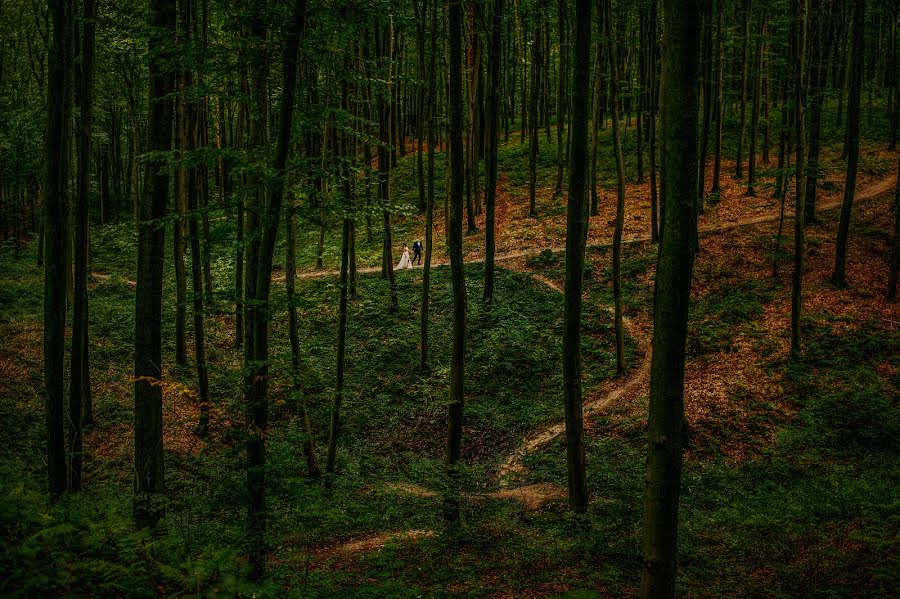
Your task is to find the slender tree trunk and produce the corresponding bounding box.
[244,0,306,578]
[134,0,175,527]
[188,148,210,436]
[735,0,752,179]
[174,0,190,368]
[561,0,592,515]
[377,21,398,312]
[649,0,659,242]
[415,0,427,213]
[697,0,713,204]
[554,0,568,195]
[791,0,809,358]
[747,11,766,197]
[528,8,542,217]
[832,0,865,287]
[590,12,603,216]
[71,0,97,479]
[285,202,320,478]
[805,3,831,225]
[484,0,503,303]
[445,0,467,527]
[45,0,74,497]
[327,101,353,474]
[639,0,700,593]
[421,0,438,371]
[605,0,625,376]
[712,0,724,194]
[887,152,900,301]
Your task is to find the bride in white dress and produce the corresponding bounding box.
[396,244,412,270]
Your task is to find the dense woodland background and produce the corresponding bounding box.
[0,0,899,595]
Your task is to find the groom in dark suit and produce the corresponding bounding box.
[412,240,422,265]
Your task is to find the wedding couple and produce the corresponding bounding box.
[396,240,423,270]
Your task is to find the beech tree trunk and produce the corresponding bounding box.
[445,0,467,527]
[244,0,306,579]
[735,0,752,179]
[421,0,438,370]
[71,0,97,493]
[484,0,503,304]
[832,0,865,287]
[639,0,700,593]
[561,0,591,515]
[605,0,626,376]
[791,0,809,358]
[44,0,74,498]
[134,0,175,528]
[528,6,542,217]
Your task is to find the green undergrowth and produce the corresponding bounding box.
[1,238,632,597]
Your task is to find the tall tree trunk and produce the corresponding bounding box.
[484,0,503,304]
[285,201,320,478]
[188,128,210,436]
[639,0,700,593]
[244,0,306,579]
[71,0,97,483]
[697,0,713,204]
[791,0,809,358]
[174,0,190,368]
[747,11,766,197]
[445,0,467,527]
[528,7,542,217]
[45,0,74,497]
[327,94,353,474]
[711,0,724,194]
[590,11,603,216]
[887,152,900,301]
[561,0,591,515]
[832,0,865,287]
[554,0,568,195]
[377,20,398,312]
[421,0,438,371]
[605,0,625,376]
[134,0,175,527]
[649,0,659,242]
[415,0,427,213]
[735,0,752,179]
[805,2,831,225]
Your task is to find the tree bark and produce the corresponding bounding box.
[244,0,306,579]
[605,0,626,376]
[45,0,74,498]
[528,5,542,217]
[71,0,97,490]
[421,0,438,370]
[735,0,752,179]
[484,0,503,304]
[639,0,700,593]
[134,0,175,528]
[445,0,467,527]
[887,152,900,301]
[711,0,723,194]
[832,0,865,287]
[747,11,766,197]
[561,0,592,515]
[377,20,398,312]
[791,0,809,358]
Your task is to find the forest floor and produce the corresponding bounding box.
[1,124,898,596]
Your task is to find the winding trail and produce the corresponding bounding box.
[306,173,897,556]
[296,173,897,281]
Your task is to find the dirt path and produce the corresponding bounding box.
[496,279,651,487]
[296,173,897,281]
[296,173,898,559]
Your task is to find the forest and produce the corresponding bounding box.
[0,0,898,595]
